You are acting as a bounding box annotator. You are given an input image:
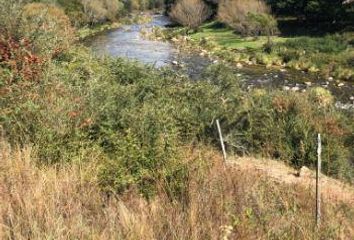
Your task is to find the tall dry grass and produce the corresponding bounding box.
[0,141,353,239]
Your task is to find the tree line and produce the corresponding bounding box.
[165,0,354,22]
[30,0,165,27]
[266,0,353,21]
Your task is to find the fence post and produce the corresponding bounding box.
[216,119,227,162]
[316,133,322,227]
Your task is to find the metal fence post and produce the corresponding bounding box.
[316,133,322,227]
[216,119,227,162]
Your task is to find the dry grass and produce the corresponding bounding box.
[0,141,353,239]
[228,157,354,205]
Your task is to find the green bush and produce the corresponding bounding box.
[91,60,229,197]
[270,34,354,80]
[94,60,353,183]
[0,47,104,163]
[246,12,278,37]
[220,89,353,181]
[281,35,348,54]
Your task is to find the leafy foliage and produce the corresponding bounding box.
[266,0,351,21]
[270,34,354,80]
[0,37,43,85]
[20,3,75,57]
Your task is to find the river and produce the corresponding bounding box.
[85,15,354,108]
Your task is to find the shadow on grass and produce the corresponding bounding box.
[205,21,227,29]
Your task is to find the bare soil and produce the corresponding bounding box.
[227,157,354,206]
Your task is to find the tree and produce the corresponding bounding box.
[218,0,278,37]
[169,0,212,30]
[80,0,124,24]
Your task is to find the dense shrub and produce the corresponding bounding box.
[20,3,75,58]
[148,0,165,9]
[220,88,353,180]
[91,59,223,197]
[0,47,103,163]
[80,0,125,24]
[87,61,354,188]
[125,0,142,11]
[218,0,278,37]
[0,0,25,37]
[0,36,43,85]
[169,0,212,30]
[280,35,349,54]
[2,46,353,197]
[270,34,354,80]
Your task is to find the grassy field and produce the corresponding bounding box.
[190,21,289,50]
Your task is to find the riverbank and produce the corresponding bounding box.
[146,21,354,83]
[78,13,153,40]
[86,15,353,104]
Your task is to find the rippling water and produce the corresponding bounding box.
[86,15,176,67]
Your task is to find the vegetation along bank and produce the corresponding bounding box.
[148,0,354,82]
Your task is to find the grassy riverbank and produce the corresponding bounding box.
[150,21,354,82]
[190,22,289,49]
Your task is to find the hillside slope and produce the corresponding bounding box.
[228,157,354,205]
[1,143,353,239]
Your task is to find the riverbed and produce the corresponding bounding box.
[85,15,354,108]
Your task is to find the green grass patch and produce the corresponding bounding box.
[190,21,289,50]
[168,21,353,81]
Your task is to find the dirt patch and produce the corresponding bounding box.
[227,157,354,206]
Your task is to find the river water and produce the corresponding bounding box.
[85,15,354,107]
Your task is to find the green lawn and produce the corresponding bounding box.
[178,21,353,81]
[190,21,290,50]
